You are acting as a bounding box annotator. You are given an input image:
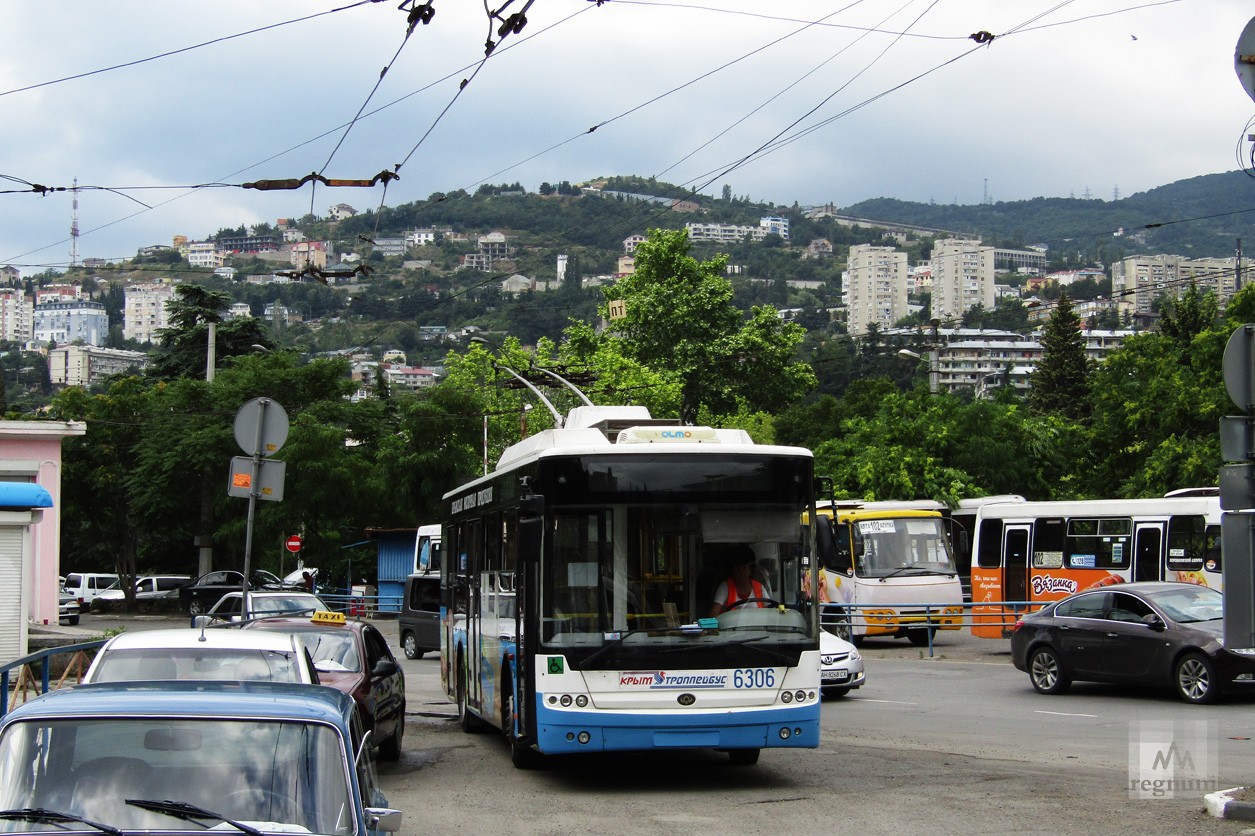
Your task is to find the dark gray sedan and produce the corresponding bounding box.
[1010,581,1255,704]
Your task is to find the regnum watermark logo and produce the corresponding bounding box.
[1128,720,1219,799]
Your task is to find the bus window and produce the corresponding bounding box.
[1064,518,1130,569]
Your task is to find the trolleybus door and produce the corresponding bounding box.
[1133,523,1164,583]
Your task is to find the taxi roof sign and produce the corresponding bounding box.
[311,610,346,625]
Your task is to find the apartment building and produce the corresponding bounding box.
[48,345,149,387]
[123,282,176,344]
[0,289,34,342]
[845,244,908,336]
[33,301,109,347]
[1110,254,1238,315]
[685,222,767,244]
[929,238,996,322]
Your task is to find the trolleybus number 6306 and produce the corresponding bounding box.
[733,668,775,688]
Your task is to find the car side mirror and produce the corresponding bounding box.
[1141,613,1165,632]
[190,615,212,629]
[373,659,400,678]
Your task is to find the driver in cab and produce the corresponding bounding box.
[709,546,772,616]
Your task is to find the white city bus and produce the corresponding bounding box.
[969,493,1222,638]
[442,404,823,768]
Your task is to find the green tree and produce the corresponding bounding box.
[600,229,814,423]
[148,285,273,381]
[1028,292,1090,419]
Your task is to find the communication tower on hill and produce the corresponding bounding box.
[69,178,80,267]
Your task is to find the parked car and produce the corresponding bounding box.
[84,627,319,684]
[177,569,296,615]
[820,627,865,698]
[399,572,440,659]
[91,574,191,613]
[1011,581,1255,704]
[193,590,329,627]
[247,612,406,761]
[0,681,401,833]
[57,589,80,626]
[61,572,119,607]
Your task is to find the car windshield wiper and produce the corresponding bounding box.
[0,807,124,835]
[126,799,264,836]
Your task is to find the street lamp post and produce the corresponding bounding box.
[897,319,941,394]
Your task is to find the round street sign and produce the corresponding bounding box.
[234,398,290,456]
[286,535,302,553]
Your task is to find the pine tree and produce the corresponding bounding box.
[1029,292,1090,419]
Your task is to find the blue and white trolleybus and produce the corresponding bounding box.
[441,403,823,767]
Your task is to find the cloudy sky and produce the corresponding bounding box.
[2,0,1253,268]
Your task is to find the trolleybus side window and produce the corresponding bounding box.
[1032,518,1064,568]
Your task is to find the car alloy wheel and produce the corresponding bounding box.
[1028,646,1071,695]
[1174,653,1219,705]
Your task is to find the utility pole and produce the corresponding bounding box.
[69,178,80,268]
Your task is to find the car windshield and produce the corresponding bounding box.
[1148,586,1225,623]
[253,594,323,615]
[0,717,354,834]
[88,648,302,683]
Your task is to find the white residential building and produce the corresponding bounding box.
[48,345,148,387]
[406,228,437,247]
[34,301,109,346]
[845,244,908,336]
[381,364,438,391]
[124,282,176,344]
[760,216,790,241]
[184,241,225,269]
[929,238,996,322]
[0,289,34,342]
[685,222,767,244]
[1111,254,1238,316]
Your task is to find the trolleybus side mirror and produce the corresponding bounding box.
[519,495,545,563]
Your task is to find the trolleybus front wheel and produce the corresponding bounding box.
[727,748,760,766]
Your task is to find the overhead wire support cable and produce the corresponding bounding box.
[0,1,380,100]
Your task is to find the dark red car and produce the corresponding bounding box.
[246,613,407,760]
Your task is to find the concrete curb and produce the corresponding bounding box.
[1204,787,1255,821]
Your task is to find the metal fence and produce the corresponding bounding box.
[1,638,106,718]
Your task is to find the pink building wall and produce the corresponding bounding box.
[0,420,86,626]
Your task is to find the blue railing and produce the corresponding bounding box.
[1,638,107,718]
[820,600,1046,656]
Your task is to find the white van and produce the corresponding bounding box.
[92,574,191,612]
[62,572,120,606]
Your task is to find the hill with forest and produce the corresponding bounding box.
[840,170,1255,264]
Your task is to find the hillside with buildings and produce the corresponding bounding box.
[0,171,1249,404]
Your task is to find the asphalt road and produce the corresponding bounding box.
[56,614,1254,834]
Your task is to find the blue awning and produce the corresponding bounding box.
[0,482,53,509]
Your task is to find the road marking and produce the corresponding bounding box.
[856,698,918,705]
[1034,710,1097,718]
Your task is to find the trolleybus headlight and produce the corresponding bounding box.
[560,694,573,707]
[779,727,791,740]
[547,696,558,705]
[794,690,806,702]
[577,731,591,744]
[575,695,588,707]
[781,691,793,703]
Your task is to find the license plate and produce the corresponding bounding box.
[822,669,850,682]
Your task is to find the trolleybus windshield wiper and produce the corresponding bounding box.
[126,799,265,836]
[0,807,123,835]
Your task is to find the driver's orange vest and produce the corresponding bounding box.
[725,578,766,609]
